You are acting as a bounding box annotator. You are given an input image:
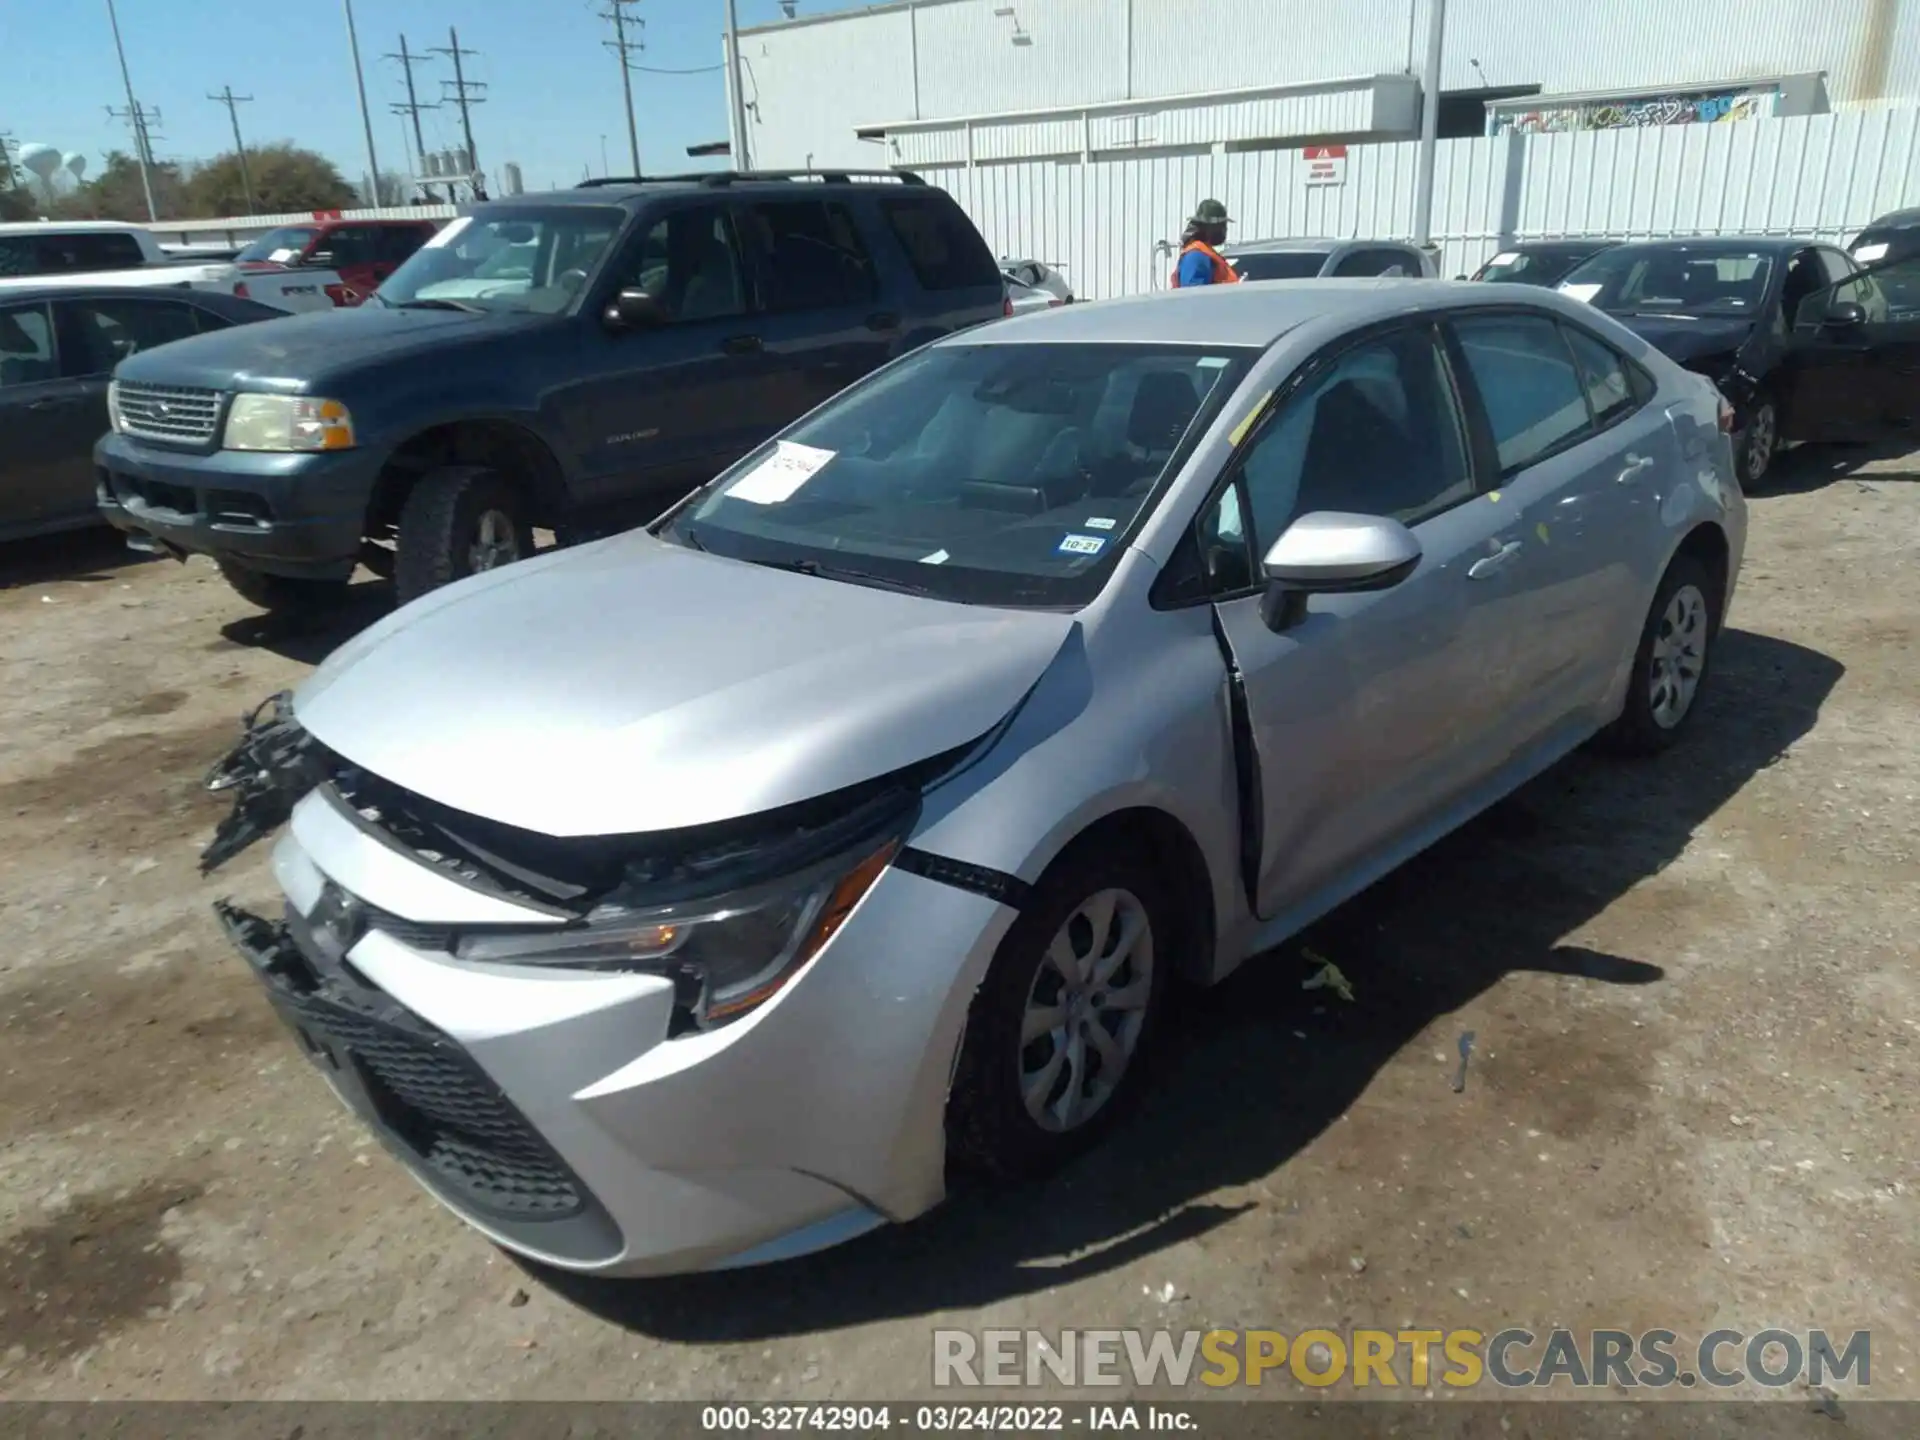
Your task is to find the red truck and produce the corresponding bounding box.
[233,216,442,311]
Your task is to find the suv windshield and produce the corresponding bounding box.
[377,208,623,314]
[667,341,1256,608]
[236,227,318,264]
[1559,245,1775,316]
[1227,251,1328,281]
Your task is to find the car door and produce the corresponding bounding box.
[310,225,385,304]
[1202,319,1521,919]
[560,200,774,518]
[1778,253,1920,441]
[0,301,98,534]
[1443,308,1666,742]
[733,196,897,421]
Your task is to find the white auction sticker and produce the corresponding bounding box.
[1558,281,1603,303]
[423,216,475,249]
[1852,241,1889,263]
[726,440,837,505]
[1488,251,1519,266]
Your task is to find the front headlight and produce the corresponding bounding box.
[456,833,900,1030]
[223,392,356,452]
[107,379,124,433]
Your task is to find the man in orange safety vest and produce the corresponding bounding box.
[1170,199,1242,287]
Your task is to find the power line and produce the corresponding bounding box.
[383,34,440,182]
[600,0,644,175]
[431,25,487,198]
[207,85,256,215]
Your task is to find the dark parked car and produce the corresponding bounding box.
[1846,209,1920,316]
[1553,236,1911,485]
[0,286,284,545]
[1466,238,1615,287]
[96,170,1007,611]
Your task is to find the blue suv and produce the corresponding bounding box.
[96,170,1007,610]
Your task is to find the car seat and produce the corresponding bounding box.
[1087,371,1202,497]
[1294,378,1418,517]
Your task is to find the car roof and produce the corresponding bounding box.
[964,278,1536,347]
[1857,208,1920,232]
[0,221,145,236]
[1224,237,1416,255]
[1598,235,1817,255]
[0,284,260,307]
[474,172,935,212]
[1505,238,1613,252]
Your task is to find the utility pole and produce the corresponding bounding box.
[432,26,487,197]
[384,35,439,183]
[342,0,383,206]
[600,0,644,176]
[208,86,257,214]
[103,0,158,220]
[1411,0,1448,250]
[724,0,751,170]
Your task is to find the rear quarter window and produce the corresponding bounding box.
[35,231,146,273]
[879,194,1000,292]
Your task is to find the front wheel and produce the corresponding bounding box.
[947,845,1173,1180]
[1596,553,1720,756]
[1734,395,1776,487]
[394,466,531,605]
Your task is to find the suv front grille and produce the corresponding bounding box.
[116,381,223,444]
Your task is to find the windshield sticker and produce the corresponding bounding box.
[1488,251,1519,266]
[423,216,474,249]
[1558,282,1603,303]
[1083,516,1117,531]
[726,440,836,505]
[919,549,950,565]
[1057,534,1106,556]
[1228,389,1274,447]
[268,248,301,264]
[1852,241,1889,263]
[1195,356,1231,369]
[1487,490,1503,503]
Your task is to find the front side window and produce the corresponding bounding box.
[378,208,624,314]
[64,298,201,374]
[1559,245,1774,316]
[36,231,146,273]
[1451,313,1594,474]
[667,342,1255,607]
[1228,251,1329,281]
[610,204,746,322]
[1816,253,1920,321]
[0,304,56,386]
[236,227,319,264]
[319,226,380,267]
[1228,325,1474,557]
[738,201,877,311]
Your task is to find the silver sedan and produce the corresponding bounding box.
[204,279,1746,1277]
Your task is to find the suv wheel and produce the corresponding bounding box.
[947,844,1172,1179]
[394,466,530,605]
[215,559,349,615]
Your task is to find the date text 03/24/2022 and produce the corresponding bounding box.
[701,1405,1197,1431]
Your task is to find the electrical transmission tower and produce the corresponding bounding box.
[105,101,165,212]
[431,25,487,198]
[207,86,257,214]
[384,34,440,184]
[600,0,644,176]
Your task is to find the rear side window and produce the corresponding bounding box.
[1333,248,1421,278]
[880,194,999,291]
[1560,324,1643,427]
[0,304,57,386]
[738,200,878,311]
[21,231,146,274]
[376,226,432,264]
[1450,312,1593,474]
[62,297,202,374]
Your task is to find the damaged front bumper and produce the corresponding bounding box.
[201,691,332,875]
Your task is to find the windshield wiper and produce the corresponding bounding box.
[754,556,936,597]
[390,297,486,314]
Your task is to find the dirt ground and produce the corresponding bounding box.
[0,445,1913,1407]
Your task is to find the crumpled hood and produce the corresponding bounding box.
[294,532,1075,838]
[1609,312,1757,368]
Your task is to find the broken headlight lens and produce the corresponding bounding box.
[455,833,900,1029]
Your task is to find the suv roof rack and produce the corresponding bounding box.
[576,168,925,190]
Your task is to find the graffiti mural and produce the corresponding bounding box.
[1492,88,1777,136]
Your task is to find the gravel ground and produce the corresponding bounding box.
[0,445,1913,1405]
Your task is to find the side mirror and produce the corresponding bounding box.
[1823,300,1867,329]
[1258,511,1423,632]
[1454,273,1470,281]
[604,287,665,331]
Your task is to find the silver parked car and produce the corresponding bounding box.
[1224,236,1436,280]
[205,279,1745,1278]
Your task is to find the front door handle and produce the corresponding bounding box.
[720,334,763,355]
[27,395,75,412]
[866,311,901,331]
[1617,452,1656,483]
[1467,540,1523,580]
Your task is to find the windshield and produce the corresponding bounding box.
[236,226,317,264]
[377,208,623,314]
[1227,251,1328,281]
[666,342,1257,608]
[1558,246,1775,316]
[1474,248,1599,286]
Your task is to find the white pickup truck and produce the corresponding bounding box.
[0,221,248,296]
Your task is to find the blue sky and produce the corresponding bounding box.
[5,0,855,198]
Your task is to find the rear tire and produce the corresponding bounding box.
[215,559,349,615]
[394,466,530,606]
[1596,553,1719,756]
[1734,394,1776,488]
[947,843,1174,1180]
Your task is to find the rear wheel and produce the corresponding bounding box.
[1596,553,1719,756]
[215,559,349,615]
[1734,394,1776,487]
[947,844,1173,1179]
[394,465,530,605]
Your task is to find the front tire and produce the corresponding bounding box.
[947,845,1173,1180]
[215,559,349,615]
[1596,553,1719,756]
[1734,394,1776,487]
[394,466,531,605]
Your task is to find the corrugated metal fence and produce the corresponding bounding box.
[920,106,1920,295]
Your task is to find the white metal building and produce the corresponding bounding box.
[727,0,1920,170]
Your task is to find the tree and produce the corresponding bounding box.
[184,143,356,218]
[51,150,188,222]
[0,184,34,222]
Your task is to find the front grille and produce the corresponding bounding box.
[115,380,223,444]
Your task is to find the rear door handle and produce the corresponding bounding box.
[720,334,763,355]
[1617,452,1656,483]
[1467,540,1523,580]
[866,311,901,331]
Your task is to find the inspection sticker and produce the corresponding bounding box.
[1083,516,1117,531]
[727,440,836,505]
[1057,533,1106,556]
[1488,251,1519,267]
[1853,241,1889,263]
[1558,281,1603,303]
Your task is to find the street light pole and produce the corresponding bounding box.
[342,0,382,205]
[724,0,751,170]
[1411,0,1448,250]
[103,0,157,221]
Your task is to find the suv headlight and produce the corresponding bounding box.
[106,379,124,433]
[455,833,900,1030]
[223,393,356,452]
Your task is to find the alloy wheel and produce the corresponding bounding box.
[1018,888,1154,1133]
[467,509,521,573]
[1744,403,1776,481]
